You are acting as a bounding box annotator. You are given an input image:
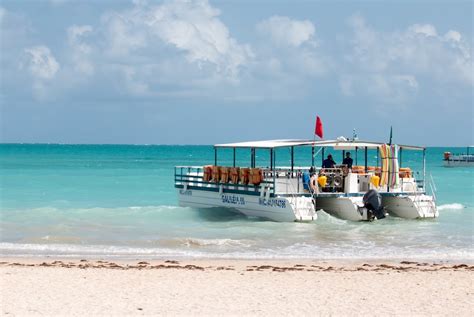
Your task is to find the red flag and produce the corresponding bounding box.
[315,116,323,139]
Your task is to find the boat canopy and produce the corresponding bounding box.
[214,139,425,151]
[214,139,309,149]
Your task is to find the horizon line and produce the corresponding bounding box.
[0,142,471,148]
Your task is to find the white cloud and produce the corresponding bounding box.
[340,74,418,101]
[252,15,328,83]
[0,6,6,23]
[7,3,471,105]
[20,46,61,100]
[68,25,93,47]
[24,46,60,80]
[343,14,472,101]
[101,12,148,57]
[121,65,149,95]
[444,30,461,42]
[257,15,315,47]
[100,0,252,78]
[67,25,94,75]
[408,24,437,37]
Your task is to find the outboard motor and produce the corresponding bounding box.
[361,189,386,221]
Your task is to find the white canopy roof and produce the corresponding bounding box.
[214,139,311,149]
[214,139,425,150]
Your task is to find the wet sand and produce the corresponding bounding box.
[1,258,473,316]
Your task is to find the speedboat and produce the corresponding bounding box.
[174,139,438,222]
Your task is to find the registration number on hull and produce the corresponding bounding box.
[179,189,192,196]
[259,198,286,208]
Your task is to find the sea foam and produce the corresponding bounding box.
[438,203,465,211]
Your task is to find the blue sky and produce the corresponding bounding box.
[0,0,472,145]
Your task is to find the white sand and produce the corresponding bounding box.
[1,259,473,316]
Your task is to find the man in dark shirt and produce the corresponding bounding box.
[342,152,353,168]
[322,154,336,168]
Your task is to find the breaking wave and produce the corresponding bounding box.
[438,203,465,211]
[1,242,473,262]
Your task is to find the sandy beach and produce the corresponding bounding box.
[1,258,473,316]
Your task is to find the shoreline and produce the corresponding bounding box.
[2,258,474,315]
[2,253,473,265]
[0,255,474,271]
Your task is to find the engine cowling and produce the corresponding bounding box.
[362,189,386,220]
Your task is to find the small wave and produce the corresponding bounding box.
[438,203,465,211]
[1,242,473,262]
[180,238,252,248]
[316,210,349,225]
[3,205,184,214]
[127,205,181,211]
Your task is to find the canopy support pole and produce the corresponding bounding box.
[250,148,252,167]
[399,148,403,168]
[423,148,426,190]
[270,148,273,170]
[233,148,236,167]
[251,148,255,168]
[376,148,379,169]
[291,146,294,172]
[274,150,276,170]
[355,147,358,165]
[364,147,368,173]
[311,146,315,166]
[214,147,217,166]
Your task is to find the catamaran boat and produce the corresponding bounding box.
[443,147,474,167]
[311,140,438,221]
[174,139,438,222]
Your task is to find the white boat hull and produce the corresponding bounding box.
[383,195,438,219]
[315,196,369,221]
[315,194,438,221]
[177,189,316,222]
[443,160,474,167]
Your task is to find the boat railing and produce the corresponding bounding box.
[174,166,314,196]
[428,173,437,202]
[174,166,277,196]
[175,165,429,196]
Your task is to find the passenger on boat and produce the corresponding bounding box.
[342,152,353,168]
[303,167,315,191]
[303,171,310,191]
[322,154,336,168]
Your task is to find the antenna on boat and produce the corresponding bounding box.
[388,126,393,145]
[352,129,358,141]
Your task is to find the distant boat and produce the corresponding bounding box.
[443,147,474,167]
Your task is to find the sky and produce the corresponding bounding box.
[0,0,473,146]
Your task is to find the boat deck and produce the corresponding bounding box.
[174,166,425,198]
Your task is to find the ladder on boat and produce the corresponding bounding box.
[286,175,316,221]
[410,173,438,218]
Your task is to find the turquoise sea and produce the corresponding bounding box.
[0,144,473,261]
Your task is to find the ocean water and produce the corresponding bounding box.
[0,144,473,261]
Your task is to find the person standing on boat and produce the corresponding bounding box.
[303,167,315,191]
[342,152,353,168]
[322,154,336,168]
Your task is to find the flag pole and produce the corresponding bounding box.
[389,126,393,145]
[313,116,324,166]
